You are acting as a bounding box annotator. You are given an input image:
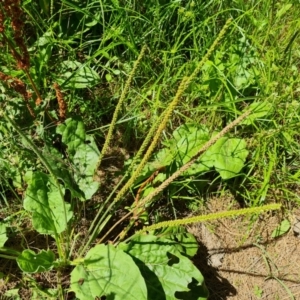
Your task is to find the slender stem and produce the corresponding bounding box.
[140,203,281,233]
[23,68,43,103]
[135,110,252,208]
[98,109,252,244]
[94,45,147,173]
[78,173,128,256]
[0,254,18,260]
[113,19,233,205]
[98,211,132,245]
[0,247,21,259]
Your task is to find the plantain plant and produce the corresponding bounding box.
[0,3,282,299]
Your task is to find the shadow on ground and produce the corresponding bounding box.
[193,242,237,300]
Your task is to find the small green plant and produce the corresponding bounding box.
[271,219,291,238]
[253,285,263,298]
[125,122,250,207]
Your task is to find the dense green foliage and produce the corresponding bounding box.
[0,0,299,299]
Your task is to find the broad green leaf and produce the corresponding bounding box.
[57,117,100,200]
[0,223,8,247]
[155,147,176,168]
[154,227,199,258]
[35,31,52,47]
[232,67,254,90]
[43,146,84,199]
[167,232,199,258]
[112,69,121,75]
[271,219,291,238]
[225,37,261,91]
[120,234,208,300]
[70,244,147,300]
[57,117,86,158]
[151,124,211,175]
[56,60,100,89]
[202,137,248,179]
[242,102,273,125]
[153,172,167,184]
[133,124,209,183]
[140,186,156,199]
[23,172,73,234]
[73,135,100,200]
[173,124,210,164]
[17,249,55,273]
[170,124,210,175]
[185,161,211,176]
[4,289,20,299]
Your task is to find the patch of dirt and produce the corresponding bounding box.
[188,195,300,300]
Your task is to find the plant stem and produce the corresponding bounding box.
[98,108,252,244]
[23,68,43,103]
[113,19,233,205]
[78,173,128,256]
[94,45,147,173]
[139,203,281,233]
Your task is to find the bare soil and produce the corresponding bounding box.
[189,195,300,300]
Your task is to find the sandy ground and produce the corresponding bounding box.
[188,196,300,300]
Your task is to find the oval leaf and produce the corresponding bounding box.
[174,124,210,165]
[73,136,100,200]
[271,219,291,238]
[57,117,100,200]
[202,137,248,179]
[17,249,55,273]
[56,60,100,89]
[120,234,208,300]
[23,172,73,234]
[70,244,147,300]
[57,117,86,158]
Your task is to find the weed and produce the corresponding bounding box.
[0,0,299,299]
